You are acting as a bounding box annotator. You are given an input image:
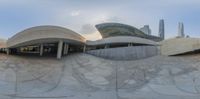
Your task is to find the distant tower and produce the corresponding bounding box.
[159,19,165,40]
[140,25,151,35]
[178,22,185,37]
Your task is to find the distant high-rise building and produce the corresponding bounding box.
[159,19,165,40]
[140,25,151,35]
[178,22,185,37]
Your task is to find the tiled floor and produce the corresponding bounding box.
[0,53,200,99]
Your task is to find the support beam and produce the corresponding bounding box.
[63,43,69,55]
[40,44,44,56]
[57,40,63,59]
[128,43,133,47]
[83,45,86,53]
[6,48,10,55]
[63,43,66,55]
[104,45,109,49]
[16,48,20,53]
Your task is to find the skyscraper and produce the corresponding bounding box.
[159,19,165,40]
[178,22,184,37]
[140,25,151,35]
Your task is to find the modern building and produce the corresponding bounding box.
[159,19,165,40]
[140,25,151,35]
[86,36,158,50]
[178,22,185,37]
[95,23,162,42]
[2,22,161,59]
[6,26,86,59]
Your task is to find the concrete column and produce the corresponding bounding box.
[6,48,10,55]
[63,43,69,55]
[57,40,63,59]
[128,43,133,47]
[104,45,109,49]
[83,45,86,53]
[16,48,20,53]
[63,43,66,55]
[40,44,44,56]
[66,44,69,55]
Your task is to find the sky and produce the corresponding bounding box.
[0,0,200,40]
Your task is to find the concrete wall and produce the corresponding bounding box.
[86,46,159,60]
[86,36,159,46]
[160,38,200,55]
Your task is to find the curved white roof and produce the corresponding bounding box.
[86,36,158,46]
[7,26,86,48]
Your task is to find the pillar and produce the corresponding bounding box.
[63,43,69,55]
[83,45,86,52]
[6,48,10,55]
[3,48,6,52]
[57,40,63,59]
[16,48,20,53]
[40,44,44,56]
[104,45,109,49]
[128,43,133,47]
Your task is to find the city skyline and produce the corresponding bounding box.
[0,0,200,40]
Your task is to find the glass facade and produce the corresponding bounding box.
[96,23,162,42]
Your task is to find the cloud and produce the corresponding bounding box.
[1,0,200,39]
[80,24,96,34]
[89,14,122,25]
[82,31,102,41]
[70,10,80,16]
[79,16,121,34]
[107,16,121,22]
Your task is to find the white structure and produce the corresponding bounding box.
[140,25,151,35]
[86,36,158,46]
[3,24,160,59]
[6,26,86,59]
[178,22,185,37]
[160,38,200,55]
[159,19,165,40]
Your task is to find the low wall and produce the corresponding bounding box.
[160,38,200,55]
[86,46,159,60]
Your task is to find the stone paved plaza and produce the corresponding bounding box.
[0,53,200,99]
